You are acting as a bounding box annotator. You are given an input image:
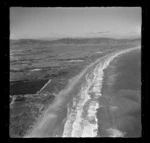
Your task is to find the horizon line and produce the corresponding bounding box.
[10,35,141,41]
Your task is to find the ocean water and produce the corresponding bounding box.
[102,48,141,92]
[99,48,141,137]
[111,49,141,91]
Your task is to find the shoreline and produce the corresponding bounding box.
[24,46,140,137]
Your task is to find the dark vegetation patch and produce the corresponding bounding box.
[10,79,49,95]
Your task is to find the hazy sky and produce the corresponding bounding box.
[10,7,141,39]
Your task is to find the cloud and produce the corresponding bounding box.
[129,31,137,34]
[95,31,110,34]
[86,31,110,35]
[49,32,56,35]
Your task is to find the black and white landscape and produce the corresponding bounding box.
[10,7,141,137]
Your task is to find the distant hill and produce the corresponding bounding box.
[10,37,141,45]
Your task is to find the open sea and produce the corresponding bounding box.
[100,48,141,137]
